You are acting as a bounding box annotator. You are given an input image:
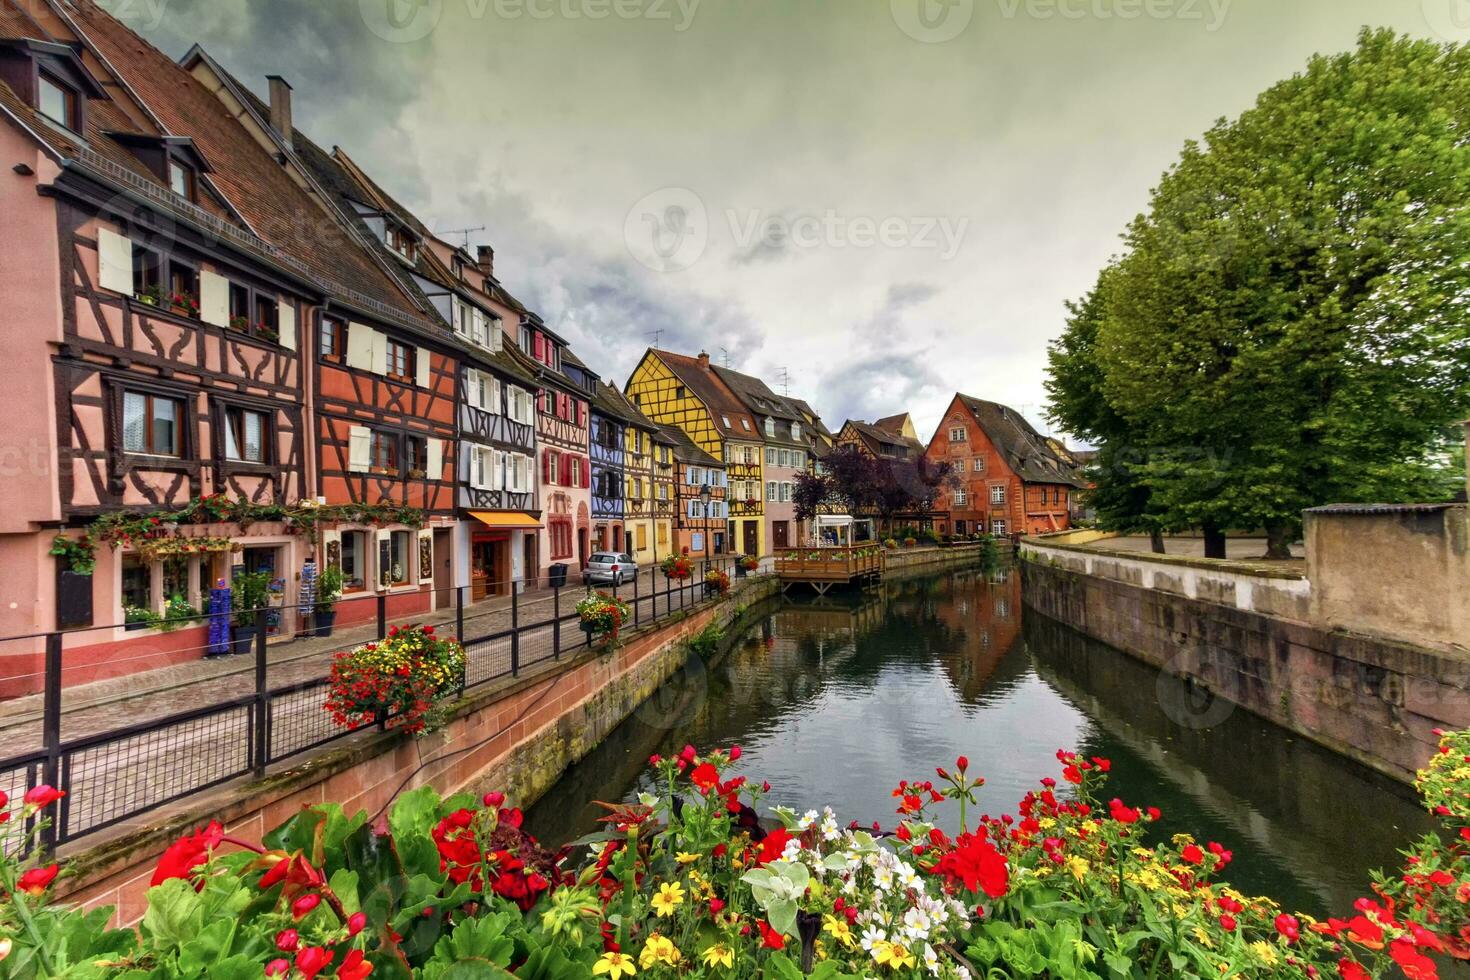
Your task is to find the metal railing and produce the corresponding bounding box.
[0,556,747,855]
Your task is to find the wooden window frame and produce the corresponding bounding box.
[167,157,196,202]
[37,70,78,131]
[319,317,346,362]
[405,434,428,477]
[386,339,414,382]
[370,429,399,474]
[120,388,186,458]
[220,403,272,466]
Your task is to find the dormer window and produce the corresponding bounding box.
[792,422,801,440]
[168,158,196,202]
[721,415,731,429]
[764,417,775,437]
[38,71,77,130]
[385,223,414,261]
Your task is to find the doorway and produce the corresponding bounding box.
[742,521,759,557]
[772,521,789,550]
[433,528,452,606]
[523,534,537,589]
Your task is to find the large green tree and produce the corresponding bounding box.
[1049,28,1470,558]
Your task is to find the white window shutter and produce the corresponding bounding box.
[278,301,297,350]
[199,270,229,327]
[452,300,464,333]
[489,319,503,351]
[465,369,480,409]
[97,228,133,294]
[346,323,375,371]
[370,330,388,375]
[426,438,443,480]
[415,346,431,388]
[492,379,502,416]
[347,426,371,472]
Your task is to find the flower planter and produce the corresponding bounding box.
[735,564,747,578]
[313,609,336,638]
[231,624,257,656]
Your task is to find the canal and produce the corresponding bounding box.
[527,564,1434,919]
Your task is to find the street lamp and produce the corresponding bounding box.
[699,483,713,571]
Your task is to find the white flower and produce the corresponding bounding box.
[798,809,818,830]
[902,906,933,941]
[780,839,803,863]
[873,865,894,892]
[924,944,941,975]
[859,926,886,952]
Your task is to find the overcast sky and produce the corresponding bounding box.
[124,0,1459,442]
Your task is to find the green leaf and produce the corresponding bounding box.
[141,878,204,947]
[766,897,797,938]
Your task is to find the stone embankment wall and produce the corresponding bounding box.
[58,578,779,924]
[1020,539,1468,786]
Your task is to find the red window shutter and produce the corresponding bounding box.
[534,333,546,362]
[578,401,587,427]
[582,456,590,487]
[558,451,570,486]
[542,451,551,484]
[538,391,547,414]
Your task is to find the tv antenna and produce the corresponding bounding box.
[441,225,485,248]
[720,347,730,368]
[777,367,791,396]
[650,328,663,349]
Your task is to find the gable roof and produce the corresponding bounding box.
[656,422,720,467]
[955,394,1088,488]
[841,418,926,459]
[653,350,760,441]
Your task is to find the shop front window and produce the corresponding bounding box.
[380,531,410,586]
[121,554,151,614]
[340,532,367,592]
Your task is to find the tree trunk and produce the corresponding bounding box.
[1202,526,1227,560]
[1149,529,1166,554]
[1263,522,1294,560]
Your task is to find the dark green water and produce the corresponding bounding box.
[527,567,1435,918]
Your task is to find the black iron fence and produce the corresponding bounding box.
[0,556,750,854]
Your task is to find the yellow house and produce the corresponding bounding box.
[621,409,661,567]
[626,349,766,556]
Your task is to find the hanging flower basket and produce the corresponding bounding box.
[660,553,693,581]
[576,590,631,646]
[704,569,730,596]
[324,624,466,735]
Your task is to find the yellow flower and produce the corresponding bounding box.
[1191,926,1214,949]
[650,881,685,917]
[1066,856,1090,882]
[872,941,916,970]
[823,914,855,948]
[676,852,701,864]
[1250,942,1279,968]
[639,934,682,968]
[702,944,734,969]
[594,951,637,980]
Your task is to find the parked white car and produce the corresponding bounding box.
[583,551,636,586]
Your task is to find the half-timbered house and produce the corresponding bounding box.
[180,56,464,621]
[713,366,812,552]
[590,381,635,554]
[614,389,662,566]
[657,425,729,559]
[0,0,334,689]
[513,317,591,581]
[649,427,679,565]
[625,349,761,556]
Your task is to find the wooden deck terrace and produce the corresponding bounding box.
[774,546,885,594]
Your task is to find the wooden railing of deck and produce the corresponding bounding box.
[774,546,885,581]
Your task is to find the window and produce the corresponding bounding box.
[406,435,428,475]
[658,483,669,500]
[121,553,151,613]
[949,426,966,442]
[548,452,560,485]
[385,224,414,260]
[766,481,777,501]
[122,391,182,456]
[954,488,967,507]
[223,406,267,463]
[371,430,398,472]
[339,532,367,591]
[792,422,801,439]
[255,296,279,337]
[992,520,1007,536]
[973,457,985,472]
[550,519,573,560]
[169,261,199,315]
[990,484,1006,505]
[320,318,345,360]
[133,245,161,300]
[168,158,196,201]
[766,448,776,466]
[380,530,410,586]
[386,340,413,380]
[37,72,77,130]
[764,418,775,437]
[741,419,751,431]
[676,385,687,400]
[721,415,731,429]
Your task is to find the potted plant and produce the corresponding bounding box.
[704,568,730,596]
[736,554,759,577]
[230,569,273,655]
[137,283,166,306]
[660,552,693,581]
[159,594,199,632]
[124,604,160,631]
[169,291,199,318]
[576,590,631,647]
[313,564,344,638]
[324,623,466,735]
[227,314,250,331]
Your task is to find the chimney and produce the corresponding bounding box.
[697,351,710,368]
[476,245,495,280]
[266,75,293,140]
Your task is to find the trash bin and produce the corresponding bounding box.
[549,563,568,588]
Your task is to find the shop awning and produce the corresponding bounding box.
[469,511,542,529]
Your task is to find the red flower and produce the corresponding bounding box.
[292,893,322,919]
[295,947,334,980]
[276,929,300,952]
[956,755,969,773]
[690,763,720,793]
[17,864,58,896]
[336,948,373,980]
[756,827,795,865]
[483,791,506,808]
[1180,844,1204,866]
[1338,959,1370,980]
[1108,799,1139,824]
[347,912,368,936]
[729,745,742,761]
[265,959,290,977]
[151,821,224,886]
[1275,914,1301,943]
[1219,914,1237,933]
[932,834,1009,899]
[22,785,64,810]
[758,919,786,950]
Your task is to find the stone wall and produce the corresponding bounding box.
[1306,504,1469,656]
[884,542,999,576]
[1020,557,1468,786]
[56,578,778,924]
